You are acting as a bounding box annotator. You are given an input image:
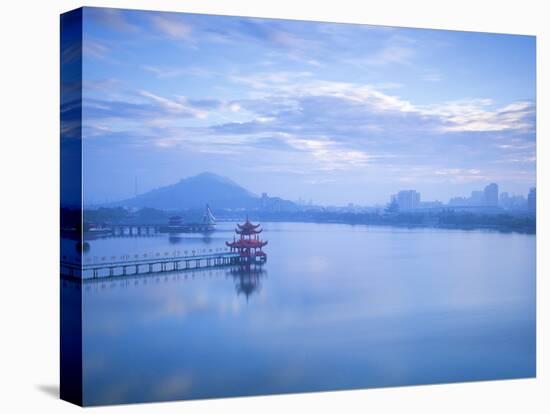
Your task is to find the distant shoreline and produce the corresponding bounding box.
[73,207,536,236]
[220,216,536,235]
[219,210,536,235]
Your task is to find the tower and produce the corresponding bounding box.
[202,204,217,230]
[484,183,499,207]
[226,218,268,264]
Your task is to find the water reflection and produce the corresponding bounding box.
[169,233,214,245]
[79,222,535,406]
[229,264,267,300]
[168,235,183,245]
[79,263,267,300]
[201,233,213,244]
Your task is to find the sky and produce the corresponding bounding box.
[75,7,536,206]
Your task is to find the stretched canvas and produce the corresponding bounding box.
[60,7,536,406]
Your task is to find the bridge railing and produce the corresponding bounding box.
[81,251,239,269]
[61,246,234,267]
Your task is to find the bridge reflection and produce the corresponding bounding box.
[168,233,213,245]
[62,263,267,300]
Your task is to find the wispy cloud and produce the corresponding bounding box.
[228,72,534,133]
[364,44,415,66]
[142,65,187,79]
[87,8,140,33]
[83,70,535,184]
[423,72,443,82]
[142,65,214,79]
[83,39,110,60]
[150,14,192,39]
[283,135,371,171]
[346,35,417,67]
[426,100,534,132]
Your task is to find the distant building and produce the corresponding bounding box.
[261,192,269,209]
[419,200,444,209]
[499,192,527,211]
[528,187,536,214]
[346,202,357,212]
[385,197,399,213]
[500,192,509,206]
[484,183,499,207]
[509,195,527,210]
[470,190,484,206]
[448,196,468,206]
[259,192,299,212]
[393,190,420,211]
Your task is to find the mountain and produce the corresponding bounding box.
[113,172,261,210]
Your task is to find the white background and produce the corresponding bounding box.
[0,0,547,412]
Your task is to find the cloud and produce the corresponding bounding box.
[81,89,251,144]
[283,135,371,171]
[496,142,535,150]
[154,375,193,400]
[228,72,534,133]
[363,44,416,66]
[150,14,192,39]
[142,65,187,79]
[138,91,207,118]
[495,156,536,164]
[423,72,443,82]
[82,39,110,60]
[82,66,534,186]
[345,35,417,67]
[61,43,81,65]
[87,8,140,33]
[142,65,214,79]
[229,71,314,90]
[424,100,535,132]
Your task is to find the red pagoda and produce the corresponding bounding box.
[226,218,268,264]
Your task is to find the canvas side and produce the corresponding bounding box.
[60,7,83,407]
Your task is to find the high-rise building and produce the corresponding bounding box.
[484,183,499,207]
[499,192,509,207]
[395,190,421,211]
[527,187,536,214]
[470,190,484,206]
[449,196,468,206]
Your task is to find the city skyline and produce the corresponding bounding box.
[75,8,536,205]
[88,169,535,211]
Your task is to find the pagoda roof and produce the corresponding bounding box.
[236,227,262,235]
[236,218,261,234]
[226,239,268,248]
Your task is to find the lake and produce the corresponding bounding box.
[73,222,535,405]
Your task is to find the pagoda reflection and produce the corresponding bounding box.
[227,264,267,300]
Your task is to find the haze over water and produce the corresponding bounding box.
[77,222,535,405]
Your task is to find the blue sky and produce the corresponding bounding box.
[76,7,536,205]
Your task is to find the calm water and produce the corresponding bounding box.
[76,222,535,405]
